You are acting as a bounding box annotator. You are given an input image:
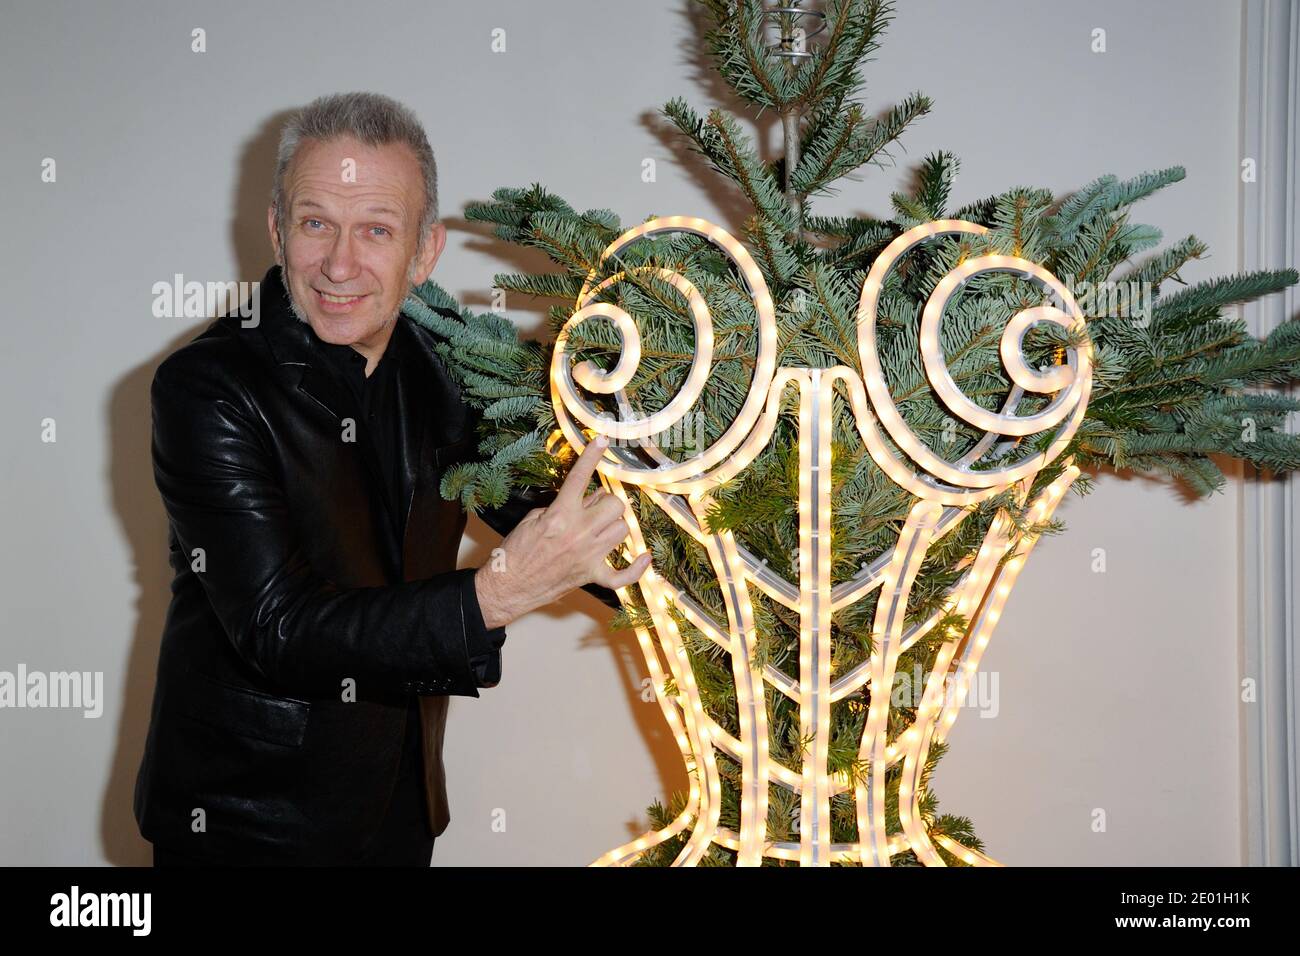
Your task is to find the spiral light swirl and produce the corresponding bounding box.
[550,216,778,490]
[856,219,1093,492]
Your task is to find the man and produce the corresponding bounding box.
[133,92,651,866]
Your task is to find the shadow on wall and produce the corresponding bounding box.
[98,108,291,867]
[99,106,686,866]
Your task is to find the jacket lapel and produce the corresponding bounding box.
[394,318,433,581]
[395,314,479,581]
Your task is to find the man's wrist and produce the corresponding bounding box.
[459,568,507,688]
[474,564,512,631]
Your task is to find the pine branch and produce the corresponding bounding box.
[663,98,798,232]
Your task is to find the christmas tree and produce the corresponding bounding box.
[403,0,1300,865]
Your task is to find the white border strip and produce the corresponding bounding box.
[1239,0,1300,868]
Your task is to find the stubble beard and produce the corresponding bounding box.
[280,255,418,338]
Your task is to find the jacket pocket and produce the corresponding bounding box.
[175,671,312,748]
[432,433,476,471]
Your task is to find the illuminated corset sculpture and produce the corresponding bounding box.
[550,217,1092,867]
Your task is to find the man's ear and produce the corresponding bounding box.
[410,221,447,286]
[267,203,283,266]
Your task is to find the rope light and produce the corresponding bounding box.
[558,217,1092,867]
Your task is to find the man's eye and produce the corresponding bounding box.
[305,219,324,230]
[370,226,390,237]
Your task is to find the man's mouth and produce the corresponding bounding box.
[315,290,368,309]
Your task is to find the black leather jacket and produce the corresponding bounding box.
[133,263,613,864]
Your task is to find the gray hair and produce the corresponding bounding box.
[271,91,438,253]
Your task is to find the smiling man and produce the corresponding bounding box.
[133,91,650,867]
[271,121,427,372]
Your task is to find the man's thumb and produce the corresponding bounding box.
[606,551,653,589]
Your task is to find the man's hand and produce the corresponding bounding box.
[474,435,653,630]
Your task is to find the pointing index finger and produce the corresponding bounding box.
[554,435,608,511]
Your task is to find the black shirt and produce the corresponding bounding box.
[315,323,405,546]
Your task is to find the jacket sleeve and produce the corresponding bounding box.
[462,575,506,688]
[150,347,494,700]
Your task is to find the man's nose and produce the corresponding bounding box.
[321,233,359,283]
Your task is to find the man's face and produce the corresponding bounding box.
[268,134,446,356]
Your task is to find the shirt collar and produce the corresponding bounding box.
[313,314,405,384]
